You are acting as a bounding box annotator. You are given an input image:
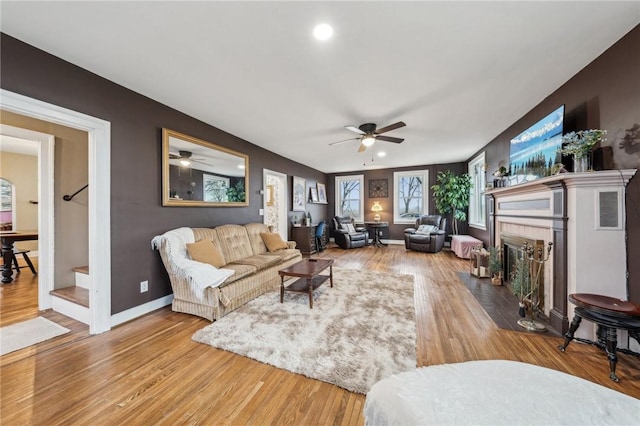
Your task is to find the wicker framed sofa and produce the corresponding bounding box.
[152,223,302,321]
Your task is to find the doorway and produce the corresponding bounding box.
[1,89,111,334]
[263,169,288,241]
[0,125,54,310]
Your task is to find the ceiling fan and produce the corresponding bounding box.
[329,121,406,152]
[169,150,204,166]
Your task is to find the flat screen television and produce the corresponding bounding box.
[509,105,565,184]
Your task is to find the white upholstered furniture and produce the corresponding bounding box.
[152,223,301,321]
[364,360,639,425]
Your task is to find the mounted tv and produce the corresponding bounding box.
[509,105,565,184]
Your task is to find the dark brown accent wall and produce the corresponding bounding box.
[0,33,328,314]
[467,24,640,303]
[327,162,466,241]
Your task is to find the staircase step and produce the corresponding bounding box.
[72,265,89,274]
[50,286,89,308]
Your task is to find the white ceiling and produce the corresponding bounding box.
[1,2,638,173]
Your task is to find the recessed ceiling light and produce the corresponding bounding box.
[313,24,333,41]
[377,152,386,157]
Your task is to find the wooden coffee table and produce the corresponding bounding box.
[278,258,333,308]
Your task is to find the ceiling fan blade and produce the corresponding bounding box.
[358,142,367,153]
[329,137,359,146]
[345,126,365,135]
[375,121,406,134]
[377,135,404,144]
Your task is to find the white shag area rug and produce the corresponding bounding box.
[192,268,417,394]
[1,317,70,355]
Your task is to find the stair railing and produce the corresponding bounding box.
[63,184,88,201]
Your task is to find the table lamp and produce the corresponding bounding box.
[371,201,383,221]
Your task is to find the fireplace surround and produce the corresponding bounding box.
[487,170,636,337]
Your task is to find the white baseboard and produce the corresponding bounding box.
[110,295,174,328]
[329,237,404,246]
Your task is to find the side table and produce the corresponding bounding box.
[364,222,389,248]
[558,293,640,382]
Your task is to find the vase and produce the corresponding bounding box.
[573,154,590,173]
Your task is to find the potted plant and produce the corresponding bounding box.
[558,129,606,172]
[431,170,472,235]
[489,246,503,285]
[226,181,246,202]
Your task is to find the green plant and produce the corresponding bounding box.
[489,246,502,276]
[510,254,531,297]
[431,170,472,235]
[558,129,606,157]
[226,181,246,202]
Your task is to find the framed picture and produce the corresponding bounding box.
[309,187,319,203]
[369,179,388,198]
[292,176,306,211]
[317,183,328,204]
[266,184,275,206]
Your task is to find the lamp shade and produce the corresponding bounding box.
[362,135,376,147]
[371,201,383,221]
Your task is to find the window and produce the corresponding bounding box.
[394,170,428,224]
[203,174,229,202]
[468,152,486,230]
[335,175,364,222]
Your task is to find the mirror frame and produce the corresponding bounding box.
[162,128,249,207]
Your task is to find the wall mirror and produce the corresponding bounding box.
[162,128,249,207]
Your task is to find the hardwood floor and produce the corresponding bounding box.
[1,245,639,425]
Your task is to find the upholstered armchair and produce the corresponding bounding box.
[404,215,447,253]
[332,216,369,249]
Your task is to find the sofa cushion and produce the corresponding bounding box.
[260,232,288,252]
[221,263,258,285]
[342,223,356,233]
[186,239,226,268]
[231,254,282,270]
[269,248,301,263]
[416,224,438,235]
[213,224,254,263]
[244,223,272,255]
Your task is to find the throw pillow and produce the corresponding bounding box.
[416,224,438,235]
[260,232,288,252]
[345,223,356,234]
[186,239,226,268]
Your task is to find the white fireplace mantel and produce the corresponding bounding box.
[487,169,637,336]
[487,170,636,197]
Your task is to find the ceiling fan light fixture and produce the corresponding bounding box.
[313,23,333,41]
[180,159,191,166]
[362,135,376,147]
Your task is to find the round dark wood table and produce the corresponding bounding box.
[558,293,640,382]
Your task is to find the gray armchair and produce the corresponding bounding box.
[332,216,369,249]
[404,215,447,253]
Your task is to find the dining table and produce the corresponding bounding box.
[1,230,39,284]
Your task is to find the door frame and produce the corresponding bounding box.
[1,89,112,334]
[263,169,288,241]
[0,124,55,310]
